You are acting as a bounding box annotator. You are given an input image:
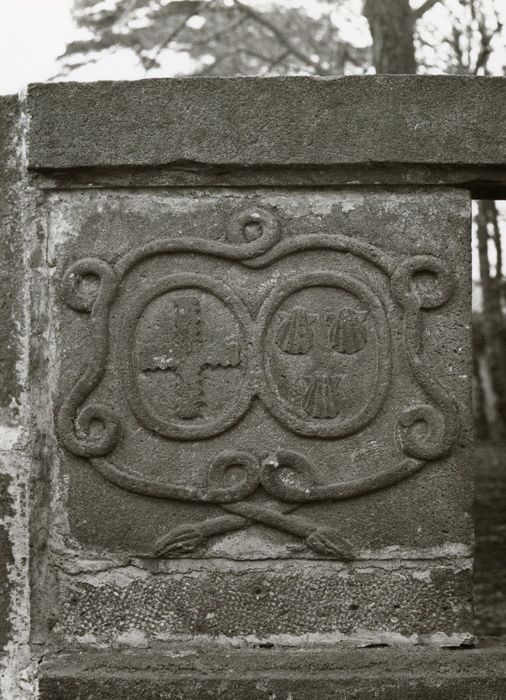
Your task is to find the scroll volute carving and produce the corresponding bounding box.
[56,207,458,560]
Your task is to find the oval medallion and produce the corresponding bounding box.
[122,273,252,440]
[256,271,391,438]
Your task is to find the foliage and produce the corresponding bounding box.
[58,0,506,80]
[58,0,370,78]
[417,0,504,74]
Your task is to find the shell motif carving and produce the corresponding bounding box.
[275,307,316,354]
[329,308,368,354]
[256,271,391,438]
[301,372,342,419]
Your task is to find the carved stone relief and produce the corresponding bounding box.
[55,201,460,560]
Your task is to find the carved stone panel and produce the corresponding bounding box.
[47,189,472,645]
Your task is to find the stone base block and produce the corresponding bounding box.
[52,560,473,646]
[39,643,506,699]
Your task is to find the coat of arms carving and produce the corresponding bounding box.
[56,205,459,560]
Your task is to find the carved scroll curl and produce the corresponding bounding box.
[391,255,459,460]
[115,206,280,278]
[259,449,424,503]
[206,450,260,502]
[56,258,121,457]
[89,449,259,504]
[227,207,279,246]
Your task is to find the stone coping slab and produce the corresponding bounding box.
[26,76,506,197]
[38,642,506,699]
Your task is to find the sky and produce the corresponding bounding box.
[1,0,505,94]
[0,0,354,94]
[0,0,73,94]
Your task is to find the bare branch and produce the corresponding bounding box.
[262,48,291,74]
[412,0,441,20]
[50,49,117,80]
[194,50,238,76]
[473,9,502,74]
[191,15,247,46]
[232,0,332,75]
[144,0,207,70]
[241,48,279,64]
[451,24,465,72]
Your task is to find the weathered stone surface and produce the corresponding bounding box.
[0,474,14,651]
[0,94,34,700]
[46,187,473,645]
[38,644,506,700]
[0,95,22,421]
[0,95,22,670]
[26,77,506,197]
[0,521,14,651]
[53,561,473,645]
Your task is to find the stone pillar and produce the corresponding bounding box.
[1,76,506,698]
[0,95,33,698]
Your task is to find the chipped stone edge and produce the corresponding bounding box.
[48,551,474,579]
[62,629,476,652]
[0,87,40,700]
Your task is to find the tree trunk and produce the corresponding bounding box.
[473,345,489,441]
[363,0,417,73]
[472,313,489,440]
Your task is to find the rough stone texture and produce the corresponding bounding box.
[0,94,35,700]
[0,473,14,650]
[45,187,473,646]
[53,562,473,646]
[0,519,13,651]
[27,76,505,168]
[27,77,506,197]
[38,645,506,699]
[0,95,22,421]
[0,95,23,678]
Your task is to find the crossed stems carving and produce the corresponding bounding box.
[85,442,426,558]
[156,450,355,559]
[56,213,460,559]
[153,449,427,559]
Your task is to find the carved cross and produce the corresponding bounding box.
[139,295,240,419]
